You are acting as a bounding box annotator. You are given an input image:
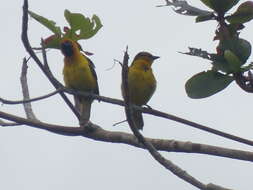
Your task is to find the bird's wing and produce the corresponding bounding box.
[87,56,100,96]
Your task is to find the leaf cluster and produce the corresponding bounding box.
[28,9,102,49]
[185,0,253,98]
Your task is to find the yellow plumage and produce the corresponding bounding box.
[60,39,99,124]
[63,54,97,91]
[123,52,159,129]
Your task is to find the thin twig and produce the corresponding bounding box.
[121,48,207,190]
[105,59,121,71]
[20,58,38,120]
[41,39,53,77]
[0,88,63,105]
[21,0,80,120]
[0,119,21,127]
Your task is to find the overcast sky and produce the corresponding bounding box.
[1,0,253,190]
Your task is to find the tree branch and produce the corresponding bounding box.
[0,109,253,163]
[20,58,38,120]
[0,88,63,105]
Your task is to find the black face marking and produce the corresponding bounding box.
[61,41,74,57]
[151,55,160,60]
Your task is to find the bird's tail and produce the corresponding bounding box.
[132,110,144,130]
[74,96,92,125]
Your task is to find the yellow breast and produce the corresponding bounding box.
[63,54,96,92]
[127,66,156,106]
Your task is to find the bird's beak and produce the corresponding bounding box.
[152,55,160,60]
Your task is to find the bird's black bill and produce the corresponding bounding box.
[152,55,160,60]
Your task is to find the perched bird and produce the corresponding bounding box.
[122,52,159,130]
[60,38,99,124]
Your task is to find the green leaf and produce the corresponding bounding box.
[226,1,253,24]
[28,10,61,35]
[219,38,251,63]
[185,70,234,98]
[64,9,102,40]
[195,13,215,22]
[224,50,242,72]
[232,38,251,64]
[200,0,239,14]
[211,55,232,73]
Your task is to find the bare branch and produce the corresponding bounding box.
[20,58,38,120]
[1,109,253,163]
[157,0,212,16]
[21,0,80,120]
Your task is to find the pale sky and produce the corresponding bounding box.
[1,1,253,190]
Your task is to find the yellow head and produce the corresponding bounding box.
[133,52,159,63]
[131,52,159,70]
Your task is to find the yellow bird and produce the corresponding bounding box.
[122,52,159,130]
[60,38,99,124]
